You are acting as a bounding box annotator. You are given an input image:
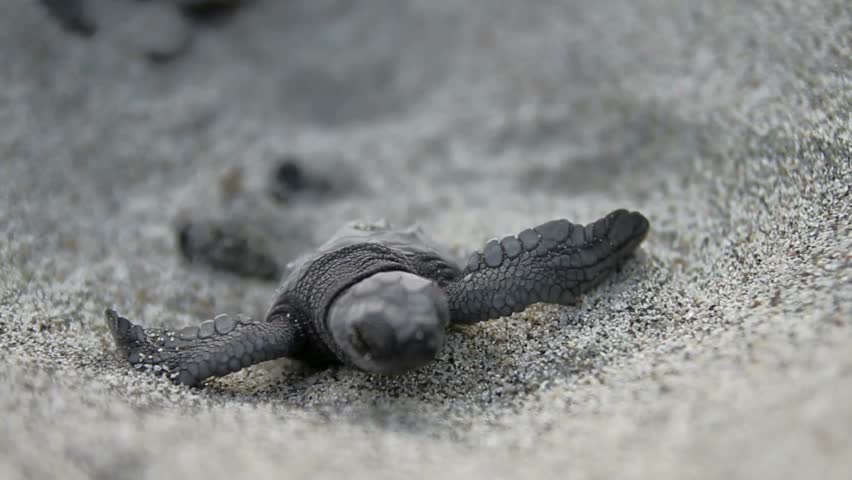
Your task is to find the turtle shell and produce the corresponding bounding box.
[275,220,459,300]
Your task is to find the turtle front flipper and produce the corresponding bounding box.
[445,209,649,324]
[104,308,303,386]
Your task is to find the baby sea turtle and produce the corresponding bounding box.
[105,209,650,386]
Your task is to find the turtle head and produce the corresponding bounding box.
[328,271,450,374]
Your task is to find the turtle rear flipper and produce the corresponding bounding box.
[446,209,649,324]
[104,308,302,386]
[177,220,283,281]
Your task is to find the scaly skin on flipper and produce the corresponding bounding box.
[104,307,305,386]
[445,209,649,324]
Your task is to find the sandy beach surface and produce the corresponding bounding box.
[1,0,850,478]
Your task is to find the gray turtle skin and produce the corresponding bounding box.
[105,209,650,386]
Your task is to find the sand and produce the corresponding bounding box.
[1,0,850,478]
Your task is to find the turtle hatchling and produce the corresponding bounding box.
[105,209,650,386]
